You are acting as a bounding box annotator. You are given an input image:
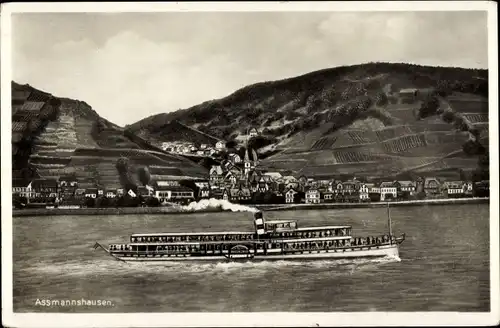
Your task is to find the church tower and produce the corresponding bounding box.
[244,148,251,177]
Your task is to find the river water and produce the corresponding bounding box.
[13,204,490,312]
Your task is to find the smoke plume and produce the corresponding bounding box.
[180,198,259,213]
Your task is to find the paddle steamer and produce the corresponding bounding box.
[94,204,405,262]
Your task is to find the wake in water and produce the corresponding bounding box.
[28,256,401,278]
[179,198,259,213]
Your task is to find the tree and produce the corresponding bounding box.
[375,92,388,106]
[225,140,237,149]
[248,136,276,150]
[441,110,455,123]
[116,156,130,174]
[179,180,198,199]
[84,197,96,208]
[416,191,426,200]
[13,195,28,209]
[147,197,161,207]
[418,95,440,119]
[137,166,151,186]
[399,191,411,201]
[462,140,486,156]
[98,196,110,208]
[368,193,381,202]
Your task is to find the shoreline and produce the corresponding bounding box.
[11,197,489,217]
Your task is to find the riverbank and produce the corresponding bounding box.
[11,197,489,217]
[256,197,490,211]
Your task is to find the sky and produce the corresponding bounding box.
[12,11,488,126]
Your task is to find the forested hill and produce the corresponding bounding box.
[127,62,489,181]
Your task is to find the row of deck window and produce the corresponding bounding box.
[130,228,352,243]
[111,236,392,253]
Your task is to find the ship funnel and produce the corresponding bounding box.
[254,211,265,235]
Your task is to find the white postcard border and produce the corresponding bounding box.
[1,1,498,327]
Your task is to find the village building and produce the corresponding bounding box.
[397,181,416,196]
[298,175,308,187]
[215,141,226,150]
[228,153,242,164]
[442,181,465,198]
[224,170,239,186]
[282,176,297,184]
[380,181,397,201]
[248,127,260,138]
[359,183,370,201]
[12,179,33,199]
[342,180,359,195]
[137,186,150,197]
[84,188,98,199]
[285,188,297,203]
[285,180,300,192]
[322,191,335,203]
[473,180,490,197]
[105,189,117,198]
[263,172,283,181]
[424,177,441,198]
[463,181,474,196]
[209,165,224,187]
[59,176,78,188]
[210,189,224,200]
[399,88,419,103]
[234,188,249,203]
[154,183,194,204]
[367,183,380,194]
[257,175,272,192]
[198,188,210,199]
[329,180,343,194]
[75,188,86,199]
[222,188,231,202]
[32,178,59,199]
[305,188,321,204]
[415,176,425,194]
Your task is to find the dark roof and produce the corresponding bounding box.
[12,179,30,188]
[210,190,224,196]
[156,185,193,192]
[59,175,78,182]
[31,179,58,189]
[85,188,98,193]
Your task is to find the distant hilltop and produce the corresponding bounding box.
[127,62,489,181]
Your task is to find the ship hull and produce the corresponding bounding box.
[108,244,400,262]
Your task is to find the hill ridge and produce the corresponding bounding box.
[127,62,489,181]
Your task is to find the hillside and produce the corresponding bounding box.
[128,63,489,181]
[133,120,223,149]
[11,82,208,189]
